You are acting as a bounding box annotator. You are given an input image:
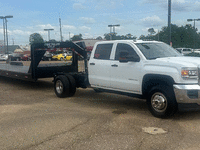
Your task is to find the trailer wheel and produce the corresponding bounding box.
[54,75,70,98]
[60,58,63,61]
[147,85,178,118]
[66,75,76,97]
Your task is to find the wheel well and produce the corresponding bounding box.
[142,74,175,98]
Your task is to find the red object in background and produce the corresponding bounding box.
[86,46,93,52]
[21,54,31,61]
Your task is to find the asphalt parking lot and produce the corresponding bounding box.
[1,61,200,150]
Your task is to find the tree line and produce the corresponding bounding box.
[29,24,200,49]
[139,24,200,49]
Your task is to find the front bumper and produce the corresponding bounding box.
[174,84,200,104]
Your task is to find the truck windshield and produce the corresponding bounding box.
[135,43,181,60]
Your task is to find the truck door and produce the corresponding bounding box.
[88,43,113,88]
[110,43,142,94]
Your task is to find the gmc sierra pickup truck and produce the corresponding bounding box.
[82,40,200,118]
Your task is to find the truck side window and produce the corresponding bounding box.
[115,43,139,60]
[94,44,113,60]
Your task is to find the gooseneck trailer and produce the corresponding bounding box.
[0,41,89,97]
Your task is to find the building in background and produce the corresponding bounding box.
[0,45,21,54]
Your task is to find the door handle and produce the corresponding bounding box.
[90,63,95,65]
[111,64,118,67]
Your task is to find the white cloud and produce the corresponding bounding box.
[73,3,86,10]
[63,25,76,30]
[82,33,93,39]
[193,1,200,11]
[94,0,124,10]
[142,0,200,12]
[36,24,54,29]
[11,30,31,36]
[141,15,164,27]
[79,26,91,31]
[72,0,124,11]
[79,17,96,24]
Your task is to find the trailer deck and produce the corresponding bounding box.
[0,41,87,81]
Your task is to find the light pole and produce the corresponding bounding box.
[108,24,120,33]
[0,15,13,53]
[168,0,171,46]
[44,29,54,41]
[187,18,200,49]
[108,24,120,40]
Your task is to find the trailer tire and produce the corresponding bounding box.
[54,75,70,98]
[66,75,76,97]
[147,85,178,118]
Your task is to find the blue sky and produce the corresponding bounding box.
[0,0,200,45]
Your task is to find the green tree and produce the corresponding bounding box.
[148,28,156,36]
[96,36,103,40]
[104,33,137,40]
[140,24,200,48]
[49,39,57,42]
[29,33,44,45]
[104,33,117,40]
[71,34,83,41]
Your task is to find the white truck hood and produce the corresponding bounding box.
[154,56,200,67]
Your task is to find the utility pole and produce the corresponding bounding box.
[69,32,70,41]
[168,0,171,46]
[44,29,54,41]
[3,19,5,52]
[0,15,13,53]
[12,38,14,45]
[59,18,63,41]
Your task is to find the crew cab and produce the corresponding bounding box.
[53,40,200,118]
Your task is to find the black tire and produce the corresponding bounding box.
[54,75,70,98]
[146,85,178,118]
[60,57,63,61]
[48,57,52,61]
[66,75,76,97]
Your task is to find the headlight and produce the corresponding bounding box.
[181,67,198,79]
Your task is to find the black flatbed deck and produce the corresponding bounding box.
[0,63,29,73]
[0,41,87,81]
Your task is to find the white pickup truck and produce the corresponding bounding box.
[53,40,200,118]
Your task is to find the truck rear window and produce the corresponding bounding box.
[94,44,113,60]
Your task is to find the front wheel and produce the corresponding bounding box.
[147,85,178,118]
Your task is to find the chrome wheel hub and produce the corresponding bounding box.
[56,80,63,94]
[151,93,167,112]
